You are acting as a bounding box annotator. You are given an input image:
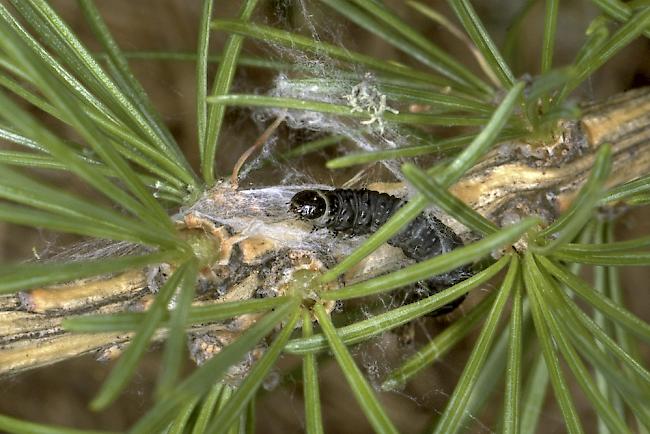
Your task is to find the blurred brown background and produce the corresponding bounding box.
[0,0,648,433]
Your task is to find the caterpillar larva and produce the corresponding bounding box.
[289,188,473,315]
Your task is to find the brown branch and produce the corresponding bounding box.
[443,86,650,236]
[1,86,649,377]
[0,272,145,375]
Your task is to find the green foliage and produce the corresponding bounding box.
[0,1,648,433]
[314,303,399,434]
[202,0,258,184]
[91,261,197,411]
[288,257,509,355]
[301,310,325,434]
[432,256,519,434]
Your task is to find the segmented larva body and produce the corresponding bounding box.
[289,188,473,315]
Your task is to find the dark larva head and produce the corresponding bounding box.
[289,190,328,220]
